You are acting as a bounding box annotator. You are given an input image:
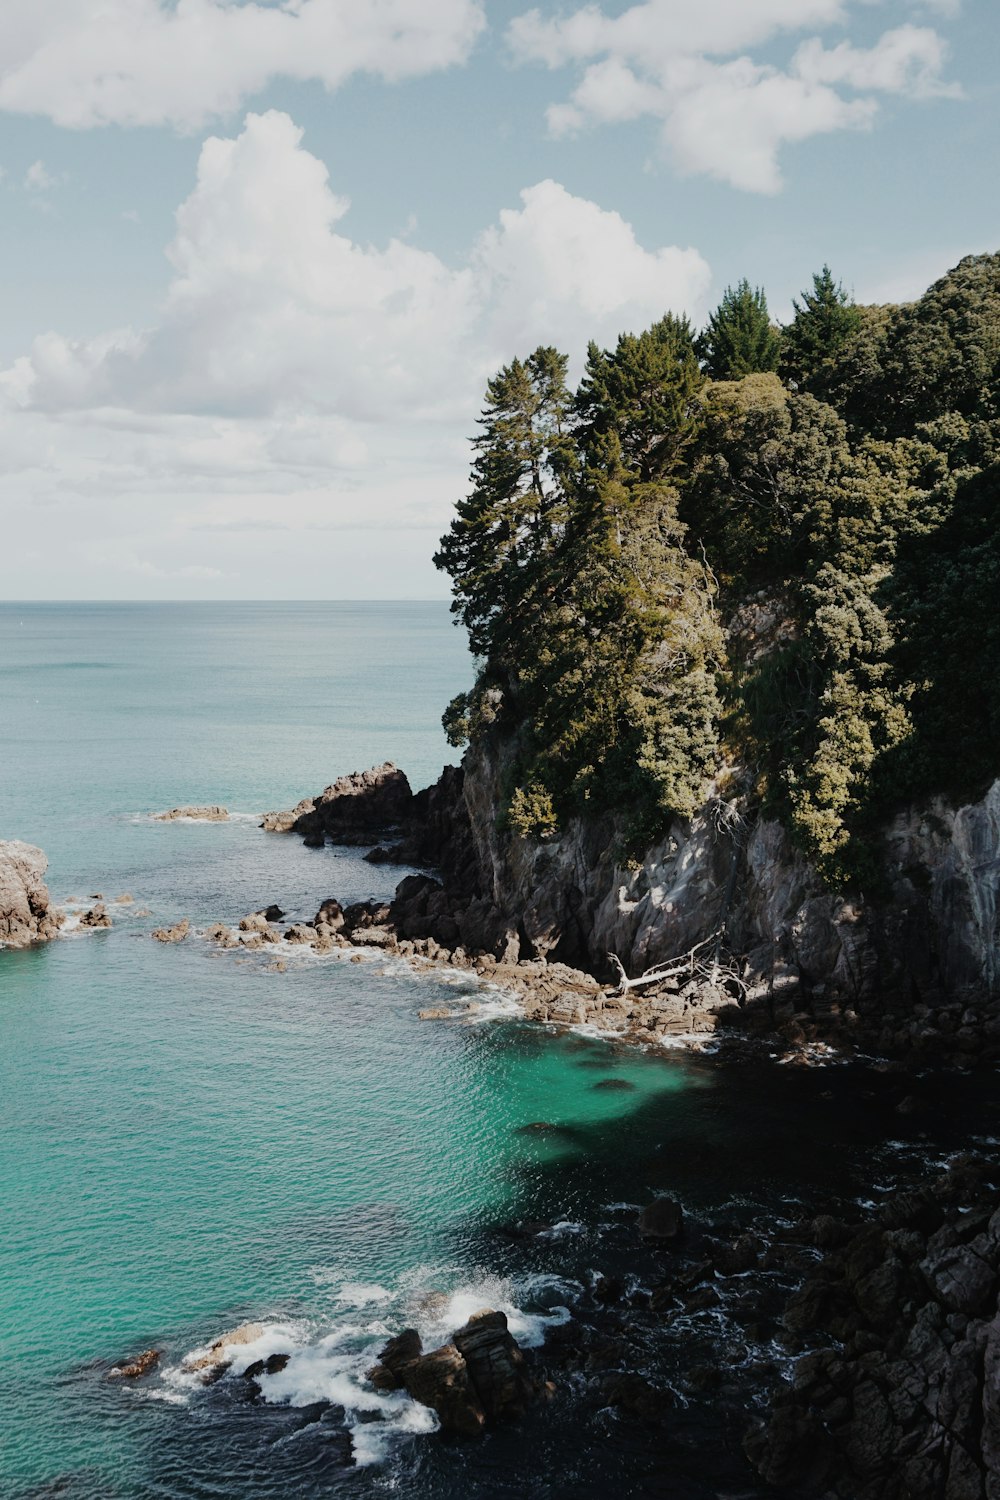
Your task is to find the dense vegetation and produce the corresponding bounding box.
[436,254,1000,883]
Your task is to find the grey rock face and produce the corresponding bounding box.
[0,840,62,948]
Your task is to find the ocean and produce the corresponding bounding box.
[1,601,989,1499]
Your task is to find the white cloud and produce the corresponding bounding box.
[0,110,711,596]
[24,159,58,191]
[508,1,959,193]
[0,0,486,131]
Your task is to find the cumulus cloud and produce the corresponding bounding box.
[0,110,711,595]
[508,2,959,193]
[0,0,486,130]
[4,111,709,420]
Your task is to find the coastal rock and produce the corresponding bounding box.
[152,918,189,943]
[80,902,112,930]
[204,922,236,947]
[367,1309,537,1438]
[261,763,413,845]
[154,806,229,822]
[748,1163,1000,1498]
[0,841,62,948]
[108,1349,161,1379]
[185,1322,266,1379]
[638,1197,685,1243]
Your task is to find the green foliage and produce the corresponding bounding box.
[437,249,1000,891]
[697,280,781,380]
[781,266,862,402]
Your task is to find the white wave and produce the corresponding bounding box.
[333,1283,394,1309]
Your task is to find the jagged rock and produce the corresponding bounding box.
[284,924,315,944]
[638,1197,684,1243]
[243,1353,290,1382]
[204,922,236,947]
[0,841,62,948]
[80,902,112,930]
[152,918,189,943]
[749,1163,1000,1498]
[263,904,285,922]
[261,763,413,844]
[368,1310,537,1438]
[108,1349,161,1379]
[154,806,229,821]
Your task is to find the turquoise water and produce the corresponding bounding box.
[0,603,715,1498]
[3,603,982,1498]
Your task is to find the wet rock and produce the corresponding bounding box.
[369,1311,537,1438]
[243,1353,290,1382]
[79,902,112,930]
[418,1007,453,1021]
[204,922,236,947]
[750,1165,1000,1498]
[284,924,315,944]
[185,1322,265,1376]
[263,904,285,922]
[451,1310,536,1424]
[152,918,189,943]
[638,1197,684,1243]
[596,1372,674,1423]
[108,1349,160,1379]
[154,806,228,821]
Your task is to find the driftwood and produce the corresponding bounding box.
[606,931,747,1003]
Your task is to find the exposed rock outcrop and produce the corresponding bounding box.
[366,1309,541,1437]
[0,841,62,948]
[748,1161,1000,1499]
[261,763,413,845]
[152,918,189,943]
[79,902,112,930]
[154,806,229,822]
[108,1349,160,1379]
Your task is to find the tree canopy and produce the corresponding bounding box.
[436,250,1000,885]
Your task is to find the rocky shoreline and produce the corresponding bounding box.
[0,840,63,948]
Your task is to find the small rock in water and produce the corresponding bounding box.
[152,919,190,944]
[638,1196,684,1243]
[109,1349,161,1379]
[263,904,285,922]
[80,903,112,929]
[184,1322,266,1379]
[418,1007,453,1020]
[153,806,229,822]
[116,893,134,903]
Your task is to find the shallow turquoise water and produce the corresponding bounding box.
[5,603,977,1499]
[0,603,710,1497]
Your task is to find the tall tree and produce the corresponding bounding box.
[697,280,781,381]
[433,346,575,661]
[780,265,862,399]
[575,314,704,482]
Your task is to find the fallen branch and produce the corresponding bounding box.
[606,932,748,1004]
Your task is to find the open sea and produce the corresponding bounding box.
[2,601,996,1500]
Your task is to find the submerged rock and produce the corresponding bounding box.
[638,1197,684,1243]
[0,841,62,948]
[154,806,229,822]
[108,1349,161,1380]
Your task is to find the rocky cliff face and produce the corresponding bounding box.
[430,735,1000,1056]
[0,841,62,948]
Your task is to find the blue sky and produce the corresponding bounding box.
[0,0,996,599]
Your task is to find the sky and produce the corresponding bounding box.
[0,0,997,600]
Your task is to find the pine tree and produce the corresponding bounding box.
[575,314,704,482]
[697,280,781,380]
[433,346,575,661]
[781,265,862,399]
